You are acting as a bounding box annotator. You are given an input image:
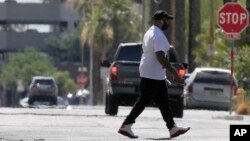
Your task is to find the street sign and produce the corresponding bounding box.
[217,3,249,115]
[77,74,89,87]
[223,33,241,40]
[218,3,249,34]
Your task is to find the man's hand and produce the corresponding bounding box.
[173,75,184,84]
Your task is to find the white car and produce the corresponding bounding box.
[184,67,238,110]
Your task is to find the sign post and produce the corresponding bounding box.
[217,2,249,115]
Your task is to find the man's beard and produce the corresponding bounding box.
[161,21,168,30]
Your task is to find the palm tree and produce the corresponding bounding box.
[72,0,141,105]
[174,0,186,62]
[188,0,201,72]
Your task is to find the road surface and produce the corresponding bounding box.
[0,106,249,141]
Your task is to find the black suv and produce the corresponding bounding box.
[102,43,187,117]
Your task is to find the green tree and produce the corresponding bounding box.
[0,48,77,95]
[73,0,141,58]
[45,29,81,62]
[72,0,141,104]
[235,45,250,87]
[195,28,229,67]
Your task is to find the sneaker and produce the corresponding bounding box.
[170,125,190,138]
[118,124,138,138]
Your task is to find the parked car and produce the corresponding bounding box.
[101,43,187,117]
[28,76,58,105]
[184,67,238,110]
[67,89,90,105]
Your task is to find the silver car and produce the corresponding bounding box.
[28,76,58,105]
[184,67,238,110]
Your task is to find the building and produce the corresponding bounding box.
[0,0,79,56]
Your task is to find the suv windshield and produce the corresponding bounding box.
[35,79,54,85]
[116,45,142,61]
[194,71,232,85]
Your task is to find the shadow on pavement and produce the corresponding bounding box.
[145,137,171,140]
[19,96,68,108]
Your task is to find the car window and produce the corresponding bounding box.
[194,71,232,85]
[34,79,54,85]
[116,45,142,61]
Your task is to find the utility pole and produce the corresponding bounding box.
[142,0,145,36]
[208,0,215,65]
[89,0,94,105]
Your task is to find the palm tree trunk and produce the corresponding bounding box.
[159,0,174,43]
[188,0,201,72]
[174,0,185,62]
[93,47,102,105]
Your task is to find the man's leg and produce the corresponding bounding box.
[123,78,154,125]
[153,80,175,129]
[118,78,155,138]
[153,80,190,138]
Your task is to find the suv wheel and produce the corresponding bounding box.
[171,97,184,118]
[105,92,110,114]
[105,92,118,116]
[28,97,34,105]
[49,97,57,105]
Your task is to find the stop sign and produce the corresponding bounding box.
[77,74,89,86]
[218,3,249,34]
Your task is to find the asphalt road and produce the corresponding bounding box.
[0,106,249,141]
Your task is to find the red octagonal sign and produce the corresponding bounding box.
[218,3,249,34]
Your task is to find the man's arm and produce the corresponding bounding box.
[155,51,183,83]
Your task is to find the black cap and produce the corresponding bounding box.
[152,10,174,20]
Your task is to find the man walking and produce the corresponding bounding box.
[118,10,190,139]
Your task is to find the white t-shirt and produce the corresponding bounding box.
[139,25,170,80]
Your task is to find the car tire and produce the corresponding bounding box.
[183,95,189,109]
[184,95,192,109]
[50,97,57,105]
[28,97,34,105]
[105,93,118,116]
[171,97,184,118]
[105,92,110,114]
